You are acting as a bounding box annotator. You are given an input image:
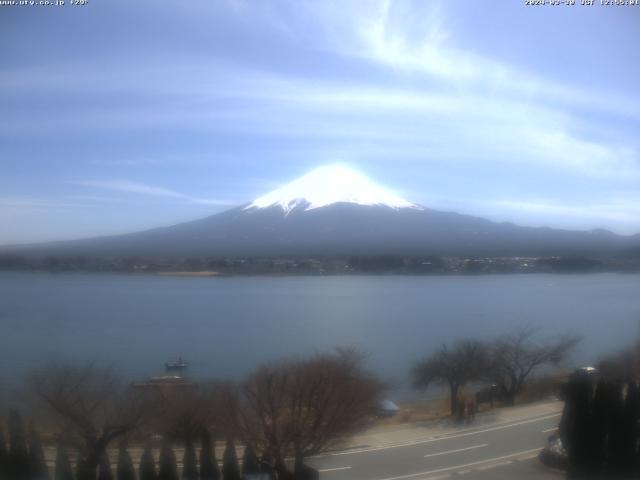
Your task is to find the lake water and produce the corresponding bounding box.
[0,272,638,401]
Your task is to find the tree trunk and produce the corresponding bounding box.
[78,436,110,480]
[84,453,101,480]
[294,452,319,480]
[504,389,516,406]
[450,383,459,416]
[505,374,519,406]
[275,454,293,480]
[293,451,304,479]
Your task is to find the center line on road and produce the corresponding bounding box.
[375,447,542,480]
[475,460,512,471]
[542,427,557,433]
[424,443,488,458]
[318,466,352,473]
[313,413,560,457]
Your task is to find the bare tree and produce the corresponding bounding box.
[239,348,383,476]
[234,367,288,474]
[31,364,151,480]
[413,340,488,415]
[486,327,580,405]
[151,386,209,441]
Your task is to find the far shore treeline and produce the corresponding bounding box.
[1,253,639,275]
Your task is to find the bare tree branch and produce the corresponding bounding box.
[30,364,151,479]
[413,339,488,415]
[486,327,580,404]
[237,349,383,474]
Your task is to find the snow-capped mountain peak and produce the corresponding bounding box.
[244,165,420,214]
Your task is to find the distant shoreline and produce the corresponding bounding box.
[2,253,640,275]
[1,269,639,277]
[155,271,224,277]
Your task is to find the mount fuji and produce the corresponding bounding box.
[244,165,419,214]
[4,165,639,259]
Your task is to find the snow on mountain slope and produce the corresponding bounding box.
[244,164,421,214]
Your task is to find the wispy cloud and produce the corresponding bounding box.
[74,180,235,206]
[1,0,639,240]
[3,57,636,182]
[331,0,640,118]
[0,196,91,210]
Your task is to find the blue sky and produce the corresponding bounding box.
[1,0,639,244]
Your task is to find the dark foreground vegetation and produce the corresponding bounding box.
[0,328,590,480]
[559,341,640,479]
[1,254,638,275]
[0,349,383,480]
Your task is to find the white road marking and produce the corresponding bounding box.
[475,460,512,470]
[375,447,542,480]
[542,427,557,433]
[315,413,560,457]
[318,466,352,473]
[423,443,488,458]
[373,400,562,434]
[517,452,540,461]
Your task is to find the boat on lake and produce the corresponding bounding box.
[165,356,188,371]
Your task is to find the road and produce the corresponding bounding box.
[309,403,565,480]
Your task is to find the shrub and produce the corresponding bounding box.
[8,411,30,480]
[116,446,136,480]
[27,426,50,480]
[182,438,198,480]
[54,444,74,480]
[241,444,260,476]
[222,439,241,480]
[158,442,178,480]
[0,425,6,479]
[98,451,114,480]
[139,444,157,480]
[198,430,219,480]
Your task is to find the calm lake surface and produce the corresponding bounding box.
[0,272,638,400]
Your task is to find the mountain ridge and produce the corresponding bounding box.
[2,165,639,260]
[3,202,638,259]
